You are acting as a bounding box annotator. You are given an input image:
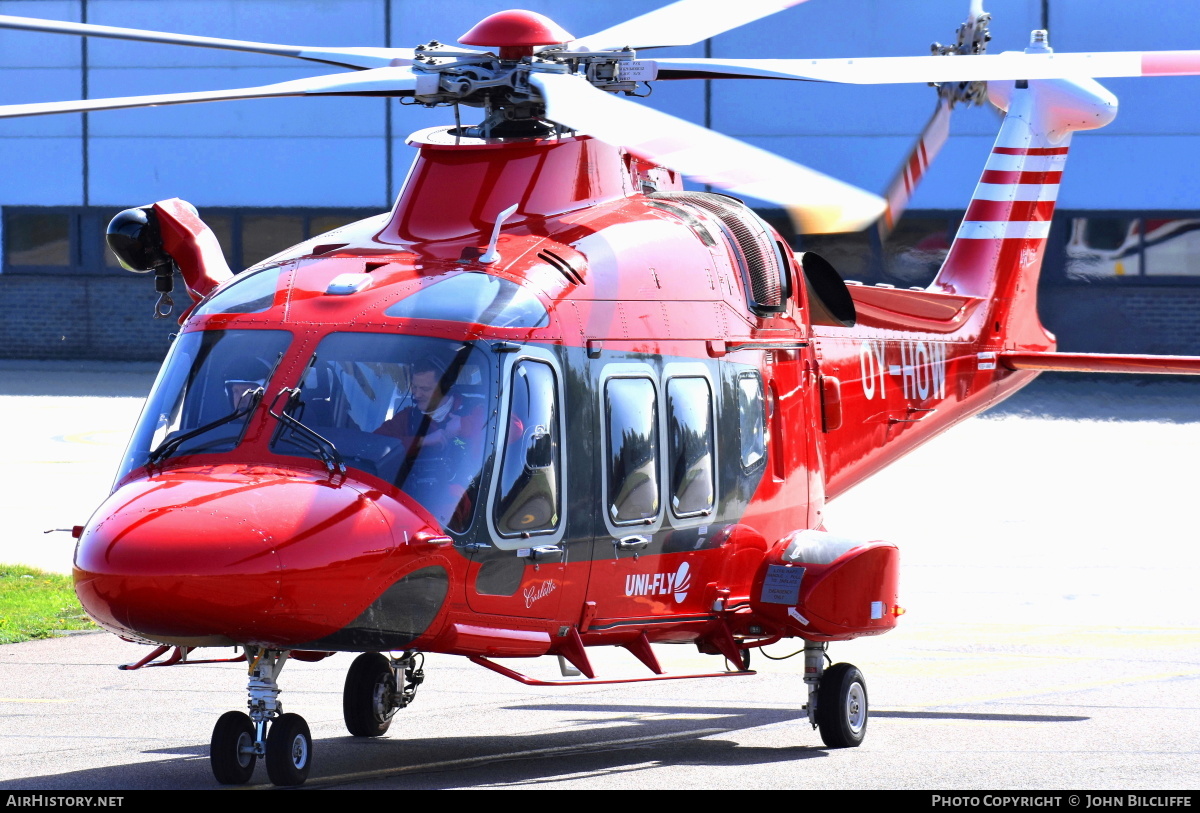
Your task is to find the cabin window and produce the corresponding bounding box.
[494,359,561,537]
[605,377,660,525]
[270,333,494,534]
[666,377,715,518]
[117,328,292,480]
[737,372,766,469]
[385,273,549,328]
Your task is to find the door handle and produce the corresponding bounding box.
[518,545,564,563]
[614,535,651,551]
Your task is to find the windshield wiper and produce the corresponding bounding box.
[267,386,346,476]
[146,387,264,467]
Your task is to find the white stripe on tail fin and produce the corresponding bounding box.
[931,33,1117,350]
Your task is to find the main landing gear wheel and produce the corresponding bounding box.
[265,713,312,786]
[210,711,257,785]
[816,663,868,748]
[343,652,398,737]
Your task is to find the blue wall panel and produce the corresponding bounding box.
[87,135,388,207]
[0,138,83,205]
[0,0,1198,214]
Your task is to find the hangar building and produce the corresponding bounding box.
[2,0,1199,359]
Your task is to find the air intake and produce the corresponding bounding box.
[650,191,789,314]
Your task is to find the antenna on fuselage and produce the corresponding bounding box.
[479,204,519,264]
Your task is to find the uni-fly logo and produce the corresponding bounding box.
[624,562,691,603]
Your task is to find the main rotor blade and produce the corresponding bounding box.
[878,100,953,239]
[531,72,884,234]
[648,50,1200,84]
[0,67,425,119]
[0,15,413,70]
[565,0,811,52]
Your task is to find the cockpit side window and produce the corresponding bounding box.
[494,359,561,537]
[605,377,660,525]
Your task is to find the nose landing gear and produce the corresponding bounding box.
[803,641,869,748]
[209,648,313,787]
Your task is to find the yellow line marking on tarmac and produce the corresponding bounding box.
[249,727,730,790]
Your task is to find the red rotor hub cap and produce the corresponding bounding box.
[460,10,574,60]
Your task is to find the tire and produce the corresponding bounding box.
[343,652,398,737]
[210,711,257,785]
[265,713,312,786]
[816,663,868,748]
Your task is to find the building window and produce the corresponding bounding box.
[2,206,375,276]
[1064,216,1200,280]
[5,211,73,268]
[792,212,959,289]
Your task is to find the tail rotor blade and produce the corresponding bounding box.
[878,100,953,239]
[531,72,884,234]
[0,15,413,69]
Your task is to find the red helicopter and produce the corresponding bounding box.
[3,0,1200,787]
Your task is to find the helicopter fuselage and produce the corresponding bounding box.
[74,127,952,664]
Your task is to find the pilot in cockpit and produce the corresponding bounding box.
[374,358,485,529]
[375,359,464,450]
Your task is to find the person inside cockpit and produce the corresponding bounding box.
[375,359,464,450]
[375,358,484,529]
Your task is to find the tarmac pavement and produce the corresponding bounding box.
[0,364,1197,789]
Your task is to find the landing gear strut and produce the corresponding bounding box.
[209,648,312,786]
[803,641,868,748]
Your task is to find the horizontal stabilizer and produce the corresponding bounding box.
[1001,351,1200,375]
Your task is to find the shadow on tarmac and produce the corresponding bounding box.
[0,699,1091,790]
[980,373,1200,423]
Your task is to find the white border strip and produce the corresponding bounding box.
[984,154,1069,172]
[973,183,1060,202]
[957,221,1052,240]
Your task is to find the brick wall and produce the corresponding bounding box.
[0,274,176,362]
[1040,285,1200,356]
[1,273,1197,362]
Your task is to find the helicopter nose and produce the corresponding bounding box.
[74,468,401,646]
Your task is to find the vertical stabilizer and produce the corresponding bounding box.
[931,32,1117,350]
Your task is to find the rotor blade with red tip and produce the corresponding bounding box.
[530,72,884,234]
[565,0,812,52]
[0,66,426,119]
[648,50,1200,84]
[878,100,953,239]
[0,15,413,69]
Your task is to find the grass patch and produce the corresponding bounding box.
[0,565,96,644]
